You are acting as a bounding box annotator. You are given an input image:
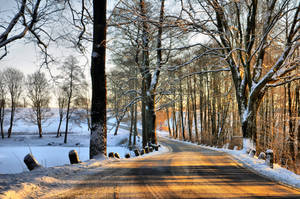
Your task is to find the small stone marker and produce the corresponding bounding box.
[149,147,153,152]
[108,152,115,158]
[145,147,149,153]
[246,148,251,154]
[69,150,81,164]
[249,149,256,157]
[114,153,120,159]
[140,149,145,155]
[266,149,274,169]
[24,153,41,171]
[125,153,131,158]
[134,149,140,156]
[258,152,266,160]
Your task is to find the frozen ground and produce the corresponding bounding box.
[157,130,300,189]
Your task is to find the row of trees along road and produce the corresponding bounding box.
[0,55,88,143]
[0,1,299,164]
[107,0,299,173]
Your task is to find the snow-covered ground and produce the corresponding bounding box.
[157,130,300,189]
[0,109,169,198]
[0,146,169,199]
[0,109,152,174]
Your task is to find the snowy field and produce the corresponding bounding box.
[157,130,300,189]
[0,109,145,174]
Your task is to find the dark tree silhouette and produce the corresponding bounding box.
[90,0,107,159]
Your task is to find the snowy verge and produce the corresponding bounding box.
[0,126,169,199]
[158,130,300,190]
[0,144,169,199]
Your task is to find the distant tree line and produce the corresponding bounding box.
[0,55,89,143]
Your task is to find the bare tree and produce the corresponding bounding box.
[0,0,65,64]
[26,71,52,138]
[58,55,87,144]
[73,94,91,131]
[177,0,300,150]
[3,67,24,138]
[0,72,6,139]
[56,87,67,137]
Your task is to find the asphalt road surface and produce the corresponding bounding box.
[44,137,300,199]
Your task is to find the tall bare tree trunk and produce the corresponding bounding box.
[37,108,42,138]
[186,77,191,141]
[296,85,300,159]
[133,102,137,146]
[287,83,296,171]
[90,0,107,158]
[56,113,63,137]
[166,107,172,136]
[0,100,4,139]
[193,75,199,143]
[64,94,72,143]
[179,79,185,140]
[172,99,177,138]
[139,0,151,147]
[7,98,15,138]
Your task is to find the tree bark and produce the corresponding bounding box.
[139,0,151,147]
[166,107,172,136]
[64,94,72,143]
[296,85,300,157]
[133,102,137,146]
[179,79,185,140]
[192,75,199,143]
[187,77,193,142]
[7,99,15,138]
[90,0,107,159]
[37,108,42,138]
[287,83,296,171]
[56,113,63,137]
[0,99,4,139]
[172,99,177,138]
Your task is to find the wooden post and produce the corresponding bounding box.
[24,154,41,171]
